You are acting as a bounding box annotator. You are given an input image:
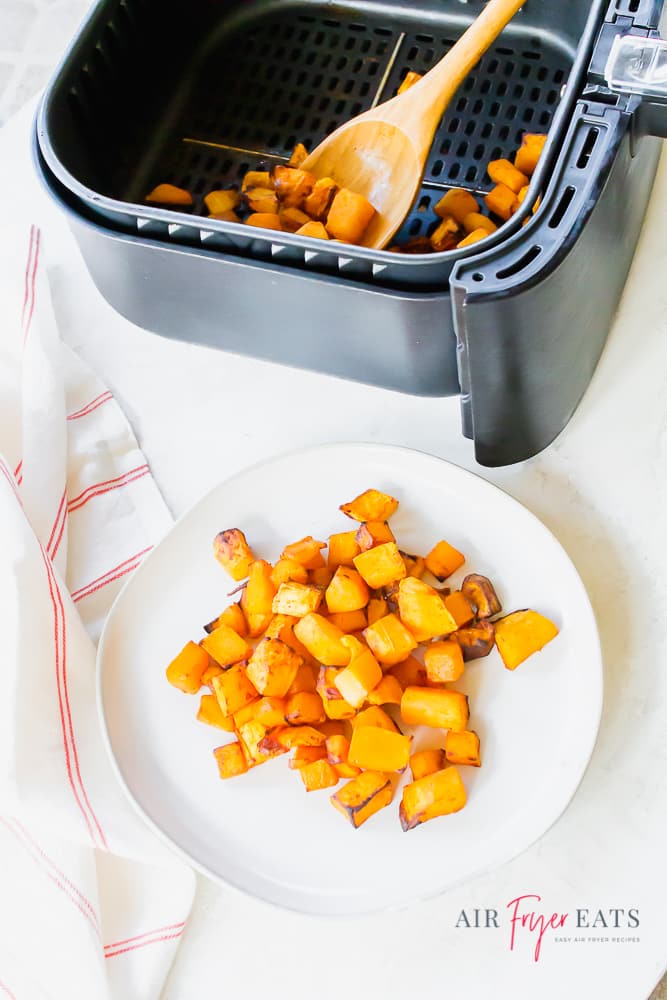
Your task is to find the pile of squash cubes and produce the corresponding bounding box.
[166,489,558,830]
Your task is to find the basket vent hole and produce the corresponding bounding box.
[465,166,477,182]
[472,273,484,282]
[520,64,531,79]
[480,79,492,94]
[539,110,551,125]
[457,141,468,156]
[465,120,476,135]
[472,99,483,115]
[548,185,576,228]
[496,245,541,280]
[448,162,461,179]
[577,128,599,169]
[523,107,534,122]
[498,125,510,140]
[408,45,419,60]
[448,117,460,134]
[432,159,444,177]
[524,50,541,61]
[418,195,431,210]
[409,218,422,235]
[473,143,485,160]
[537,66,549,81]
[480,123,493,139]
[456,97,467,112]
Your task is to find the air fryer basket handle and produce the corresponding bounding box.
[606,34,667,136]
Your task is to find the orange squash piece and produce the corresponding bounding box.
[326,188,376,244]
[281,536,327,570]
[366,674,403,706]
[397,576,458,641]
[355,521,395,551]
[494,609,559,670]
[445,729,481,767]
[325,735,361,778]
[246,187,279,215]
[204,601,248,637]
[265,614,315,664]
[434,188,479,224]
[279,206,312,232]
[462,212,497,236]
[272,581,323,617]
[299,758,340,791]
[288,142,309,168]
[145,183,192,206]
[401,552,426,579]
[293,613,350,666]
[241,559,276,636]
[213,528,254,581]
[348,725,411,773]
[514,133,547,177]
[197,693,235,731]
[288,745,327,770]
[363,613,417,666]
[400,686,469,731]
[389,654,427,689]
[211,665,258,717]
[327,609,368,632]
[484,183,519,221]
[443,591,475,629]
[258,725,326,753]
[246,637,303,697]
[166,640,210,694]
[214,742,248,779]
[353,542,407,589]
[334,636,383,708]
[367,595,389,625]
[246,213,283,231]
[309,566,333,588]
[271,558,309,588]
[352,705,401,733]
[296,221,330,240]
[424,538,465,580]
[325,566,370,613]
[424,639,465,684]
[327,530,360,570]
[201,662,224,689]
[242,170,273,191]
[273,166,316,208]
[286,661,318,695]
[233,696,286,730]
[457,228,489,249]
[397,70,423,95]
[237,720,279,766]
[487,158,528,194]
[453,620,496,661]
[340,489,399,523]
[330,771,393,828]
[285,691,326,726]
[430,215,461,252]
[201,624,250,667]
[409,747,445,781]
[399,766,467,830]
[304,177,338,220]
[461,574,501,618]
[204,189,240,216]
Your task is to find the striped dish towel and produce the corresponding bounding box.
[0,226,196,999]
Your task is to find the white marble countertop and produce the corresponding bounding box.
[1,1,666,997]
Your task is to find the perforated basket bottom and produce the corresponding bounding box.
[137,6,569,244]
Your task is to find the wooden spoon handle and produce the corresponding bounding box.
[390,0,527,144]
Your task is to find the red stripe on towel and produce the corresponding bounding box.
[67,391,113,421]
[71,546,153,603]
[67,465,150,513]
[104,930,184,959]
[104,921,186,951]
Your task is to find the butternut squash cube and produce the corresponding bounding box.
[484,183,519,221]
[304,176,338,220]
[348,725,411,772]
[265,614,314,664]
[145,183,193,206]
[457,228,489,249]
[237,720,271,766]
[166,640,210,694]
[462,212,497,236]
[299,758,340,791]
[233,696,286,730]
[325,566,370,613]
[353,542,406,589]
[327,530,360,570]
[271,558,310,588]
[286,662,318,695]
[211,665,258,717]
[434,188,479,224]
[327,609,368,632]
[272,581,323,617]
[401,552,426,578]
[245,187,279,215]
[242,170,273,192]
[317,720,349,739]
[430,215,461,252]
[453,620,496,660]
[293,613,350,667]
[214,741,248,779]
[424,639,465,684]
[363,613,417,666]
[401,686,469,731]
[201,624,250,667]
[246,213,283,231]
[494,609,559,670]
[241,559,276,636]
[288,745,327,769]
[197,693,235,731]
[288,142,309,167]
[245,637,303,697]
[279,206,312,233]
[397,576,458,641]
[309,566,333,588]
[285,691,326,726]
[204,189,240,216]
[514,133,547,177]
[213,528,254,581]
[204,601,248,637]
[399,766,467,830]
[273,166,316,208]
[201,662,224,689]
[366,674,403,706]
[281,536,327,570]
[330,771,394,828]
[326,188,376,244]
[322,695,357,720]
[445,729,481,767]
[424,539,465,580]
[340,488,399,523]
[334,636,383,708]
[443,590,475,628]
[316,666,345,701]
[409,748,445,781]
[397,69,423,95]
[258,725,326,753]
[355,521,395,551]
[389,654,427,689]
[461,574,501,618]
[487,158,528,194]
[367,595,388,625]
[352,705,401,733]
[296,221,330,240]
[325,734,359,777]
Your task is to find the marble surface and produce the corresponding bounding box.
[1,1,666,997]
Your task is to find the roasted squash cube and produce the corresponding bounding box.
[366,674,403,706]
[213,528,254,581]
[367,595,388,625]
[233,696,286,730]
[296,221,330,240]
[453,620,496,660]
[355,521,395,551]
[201,662,224,689]
[166,640,210,694]
[321,695,357,720]
[241,559,277,636]
[204,601,248,637]
[399,766,467,830]
[494,609,559,670]
[201,624,250,667]
[443,591,475,628]
[484,183,519,221]
[285,691,326,725]
[424,639,465,684]
[445,729,481,767]
[363,613,417,666]
[304,176,338,220]
[242,170,273,191]
[430,215,461,252]
[258,725,326,753]
[487,158,529,194]
[246,212,283,231]
[334,636,383,708]
[265,614,315,664]
[245,187,279,215]
[514,133,547,177]
[462,212,497,236]
[204,189,240,216]
[327,530,361,570]
[299,758,340,791]
[327,609,368,632]
[246,637,303,697]
[409,748,445,781]
[286,661,318,695]
[353,542,406,589]
[197,693,235,731]
[271,558,310,588]
[272,581,323,617]
[281,536,327,570]
[400,552,426,579]
[389,654,427,689]
[273,166,316,208]
[461,574,501,618]
[288,142,309,168]
[309,566,333,588]
[326,188,376,244]
[340,488,399,523]
[237,720,271,766]
[457,228,489,248]
[288,745,327,770]
[293,613,350,666]
[397,576,458,641]
[145,183,192,206]
[348,725,411,772]
[279,206,312,232]
[325,566,370,613]
[330,771,393,828]
[214,742,248,779]
[434,188,479,223]
[400,686,469,731]
[212,664,258,717]
[352,705,400,733]
[424,539,465,580]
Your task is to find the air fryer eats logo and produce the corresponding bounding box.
[455,895,640,962]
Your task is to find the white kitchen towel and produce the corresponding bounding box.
[0,224,196,1000]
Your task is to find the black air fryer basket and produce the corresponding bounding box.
[35,0,667,465]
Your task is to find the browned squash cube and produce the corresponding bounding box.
[400,552,426,579]
[443,591,475,629]
[272,581,323,617]
[434,188,479,223]
[204,189,240,216]
[242,170,274,191]
[211,665,258,717]
[355,521,395,551]
[285,691,326,725]
[246,637,303,697]
[201,623,250,667]
[270,558,309,588]
[296,221,330,240]
[400,686,469,731]
[233,696,286,730]
[258,725,326,753]
[352,705,401,733]
[145,183,192,206]
[340,488,399,523]
[293,613,350,666]
[304,177,338,220]
[166,640,210,694]
[430,215,461,252]
[273,166,316,208]
[399,766,467,830]
[204,602,248,637]
[424,638,465,684]
[445,729,481,767]
[330,771,394,828]
[334,636,383,708]
[325,735,361,778]
[288,745,327,770]
[367,595,388,625]
[281,536,327,570]
[279,206,312,232]
[453,620,496,660]
[246,187,279,214]
[288,142,309,167]
[197,693,235,731]
[461,574,501,618]
[494,609,559,670]
[366,674,403,706]
[299,758,340,792]
[409,748,445,781]
[325,566,370,613]
[241,559,277,636]
[214,742,248,779]
[348,725,412,772]
[363,612,417,666]
[327,530,361,570]
[353,542,406,589]
[213,528,254,581]
[397,576,458,641]
[424,538,465,580]
[389,655,427,689]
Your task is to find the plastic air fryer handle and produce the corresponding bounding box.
[606,34,667,137]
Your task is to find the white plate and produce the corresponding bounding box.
[98,444,602,915]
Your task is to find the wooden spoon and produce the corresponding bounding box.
[302,0,526,249]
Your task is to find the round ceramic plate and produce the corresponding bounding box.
[97,444,602,915]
